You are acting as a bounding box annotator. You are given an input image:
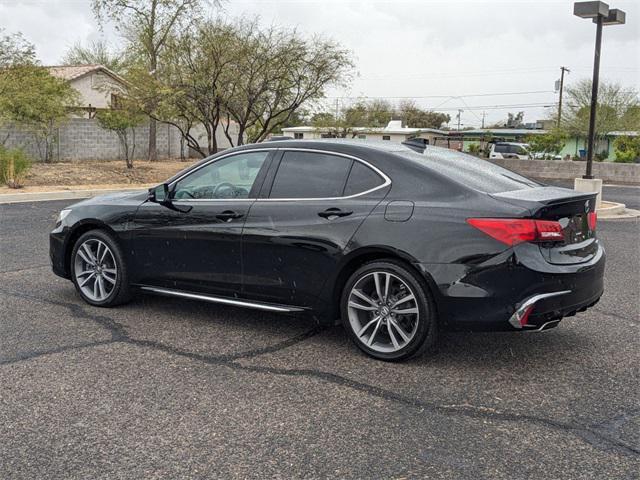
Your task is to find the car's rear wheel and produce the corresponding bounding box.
[341,260,437,361]
[71,229,132,307]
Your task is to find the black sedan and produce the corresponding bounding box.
[50,140,604,360]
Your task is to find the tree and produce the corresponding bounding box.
[0,65,78,161]
[397,100,450,128]
[92,0,212,161]
[562,79,639,140]
[143,18,353,155]
[0,29,36,68]
[526,129,568,159]
[96,108,144,168]
[62,39,132,74]
[219,21,354,146]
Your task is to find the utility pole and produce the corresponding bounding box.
[456,109,463,131]
[557,66,570,128]
[481,111,486,129]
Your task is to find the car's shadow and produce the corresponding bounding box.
[101,288,596,370]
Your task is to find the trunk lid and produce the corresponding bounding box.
[491,186,598,264]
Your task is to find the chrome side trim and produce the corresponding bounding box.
[509,290,572,329]
[139,286,305,313]
[169,147,392,203]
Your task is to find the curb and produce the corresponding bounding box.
[598,207,640,220]
[598,201,640,220]
[0,186,150,204]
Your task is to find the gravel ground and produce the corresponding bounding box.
[0,199,638,479]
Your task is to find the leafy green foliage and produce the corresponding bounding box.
[96,108,145,168]
[466,143,481,155]
[0,65,79,162]
[0,28,36,68]
[62,40,132,75]
[613,136,640,163]
[562,80,639,138]
[526,129,568,159]
[0,145,31,188]
[128,17,354,155]
[311,99,449,137]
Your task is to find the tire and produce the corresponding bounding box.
[70,229,132,307]
[340,260,438,361]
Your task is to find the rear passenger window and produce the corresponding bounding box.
[270,151,352,199]
[344,161,384,196]
[494,144,508,153]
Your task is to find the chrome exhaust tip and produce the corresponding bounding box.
[508,291,571,329]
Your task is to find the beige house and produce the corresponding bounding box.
[282,121,446,145]
[47,64,126,116]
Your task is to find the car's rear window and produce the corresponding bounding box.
[398,146,541,194]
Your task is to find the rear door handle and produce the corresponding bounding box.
[216,210,244,222]
[318,208,353,219]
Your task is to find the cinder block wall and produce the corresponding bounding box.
[488,158,640,185]
[0,118,183,161]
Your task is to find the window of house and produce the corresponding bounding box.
[294,133,304,139]
[357,134,367,139]
[110,93,122,110]
[382,135,391,141]
[269,151,352,199]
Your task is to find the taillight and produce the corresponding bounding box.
[467,218,565,246]
[587,211,597,231]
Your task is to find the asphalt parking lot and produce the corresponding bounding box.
[1,199,638,479]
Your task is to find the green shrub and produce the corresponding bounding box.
[613,135,640,163]
[0,146,32,188]
[466,143,481,155]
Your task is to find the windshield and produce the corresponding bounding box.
[398,146,541,194]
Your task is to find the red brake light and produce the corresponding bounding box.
[467,218,564,246]
[587,211,597,231]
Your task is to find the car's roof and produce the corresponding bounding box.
[247,138,414,154]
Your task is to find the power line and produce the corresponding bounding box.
[327,90,555,100]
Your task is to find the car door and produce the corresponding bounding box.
[130,150,273,296]
[241,149,390,308]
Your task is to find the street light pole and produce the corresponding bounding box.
[584,14,603,179]
[572,2,626,206]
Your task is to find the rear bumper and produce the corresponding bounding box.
[416,241,605,332]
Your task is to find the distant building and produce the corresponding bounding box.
[282,120,446,146]
[47,64,126,117]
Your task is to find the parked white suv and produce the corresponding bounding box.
[489,142,531,160]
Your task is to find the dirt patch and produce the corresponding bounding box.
[18,159,198,188]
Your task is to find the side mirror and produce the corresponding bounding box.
[148,183,192,213]
[148,183,170,203]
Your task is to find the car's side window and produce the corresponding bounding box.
[344,161,384,196]
[172,151,269,200]
[494,144,508,153]
[269,151,353,199]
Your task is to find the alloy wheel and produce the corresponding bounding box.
[347,271,419,353]
[73,238,117,302]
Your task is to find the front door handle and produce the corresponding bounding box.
[318,207,353,219]
[216,210,244,222]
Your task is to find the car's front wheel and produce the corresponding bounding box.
[341,260,437,361]
[71,229,132,307]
